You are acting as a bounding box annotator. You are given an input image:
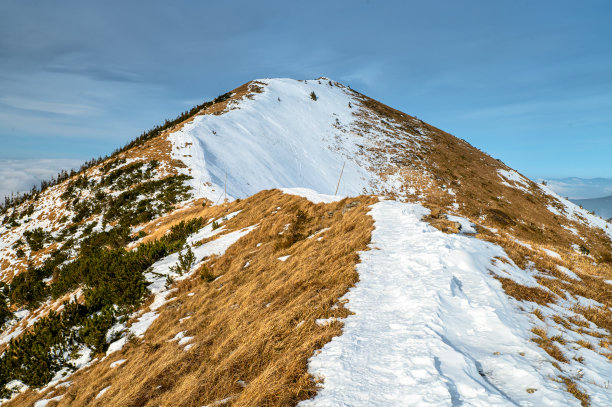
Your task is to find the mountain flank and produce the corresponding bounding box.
[0,78,611,406]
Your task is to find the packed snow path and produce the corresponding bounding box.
[301,201,577,406]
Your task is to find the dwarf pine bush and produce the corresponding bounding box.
[170,246,196,275]
[0,217,206,394]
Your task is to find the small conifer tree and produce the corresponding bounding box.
[170,245,196,275]
[310,91,317,101]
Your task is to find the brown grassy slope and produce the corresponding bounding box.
[8,190,376,407]
[353,91,611,262]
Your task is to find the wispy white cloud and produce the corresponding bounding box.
[0,96,97,116]
[0,158,83,200]
[459,93,612,121]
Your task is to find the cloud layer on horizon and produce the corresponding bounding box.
[541,177,612,200]
[0,158,83,201]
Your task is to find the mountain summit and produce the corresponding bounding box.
[0,78,610,406]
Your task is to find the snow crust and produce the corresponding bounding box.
[280,188,344,204]
[301,201,583,406]
[168,78,382,203]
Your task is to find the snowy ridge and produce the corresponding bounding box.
[301,201,610,406]
[2,77,611,405]
[168,78,420,203]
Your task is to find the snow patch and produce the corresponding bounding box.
[95,386,111,399]
[497,169,531,193]
[281,188,344,204]
[34,395,64,407]
[110,359,126,368]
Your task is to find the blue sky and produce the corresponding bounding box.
[1,0,611,197]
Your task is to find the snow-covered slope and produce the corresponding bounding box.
[301,199,610,406]
[170,79,364,201]
[168,78,424,202]
[573,196,612,220]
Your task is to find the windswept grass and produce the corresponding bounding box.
[7,190,376,406]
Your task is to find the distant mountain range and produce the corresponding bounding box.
[572,195,612,220]
[539,177,612,220]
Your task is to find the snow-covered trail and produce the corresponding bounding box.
[301,201,576,406]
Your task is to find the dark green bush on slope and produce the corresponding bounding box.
[23,228,52,252]
[0,217,205,395]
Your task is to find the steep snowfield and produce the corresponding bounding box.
[168,78,405,203]
[300,199,611,406]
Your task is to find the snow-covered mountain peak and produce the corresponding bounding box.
[168,77,430,204]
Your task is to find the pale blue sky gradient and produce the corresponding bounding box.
[1,0,611,185]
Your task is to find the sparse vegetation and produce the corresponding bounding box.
[0,90,232,217]
[199,263,215,282]
[0,217,205,394]
[23,227,52,252]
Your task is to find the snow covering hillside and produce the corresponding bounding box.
[281,191,611,407]
[165,80,612,405]
[168,78,414,202]
[2,77,611,405]
[540,183,612,242]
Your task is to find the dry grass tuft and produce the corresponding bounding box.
[494,277,555,305]
[532,309,545,321]
[559,376,590,406]
[423,207,461,234]
[575,339,593,350]
[531,327,569,363]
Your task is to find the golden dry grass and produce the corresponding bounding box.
[8,190,376,406]
[531,327,568,363]
[559,376,590,407]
